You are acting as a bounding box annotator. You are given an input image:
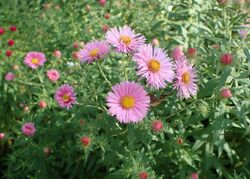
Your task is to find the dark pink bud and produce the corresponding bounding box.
[152,120,163,132]
[99,0,106,6]
[187,48,197,58]
[220,88,232,98]
[81,136,90,146]
[139,171,148,179]
[38,101,47,108]
[220,53,233,65]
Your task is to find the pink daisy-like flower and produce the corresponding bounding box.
[106,25,145,53]
[55,84,77,109]
[106,81,150,123]
[22,122,36,137]
[173,57,198,99]
[5,72,15,81]
[47,69,60,82]
[78,40,110,63]
[133,44,174,89]
[24,51,46,69]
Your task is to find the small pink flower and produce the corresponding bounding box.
[0,133,5,140]
[152,120,163,132]
[47,69,60,82]
[220,53,233,65]
[5,72,15,81]
[221,88,232,98]
[191,172,198,179]
[151,38,159,46]
[55,84,77,109]
[22,123,36,136]
[24,51,47,69]
[171,46,184,60]
[53,50,62,58]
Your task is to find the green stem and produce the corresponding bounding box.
[15,79,42,86]
[97,61,112,86]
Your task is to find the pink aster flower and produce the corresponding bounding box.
[106,25,145,53]
[47,69,60,82]
[24,51,46,69]
[55,84,77,109]
[173,57,198,99]
[133,44,174,89]
[5,72,15,81]
[171,46,184,60]
[22,122,36,137]
[106,81,150,123]
[78,40,110,63]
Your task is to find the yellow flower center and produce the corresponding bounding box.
[148,59,160,72]
[120,35,132,46]
[89,48,99,57]
[62,94,70,102]
[31,58,39,64]
[121,96,135,109]
[182,72,190,84]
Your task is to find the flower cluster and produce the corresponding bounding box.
[76,25,199,123]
